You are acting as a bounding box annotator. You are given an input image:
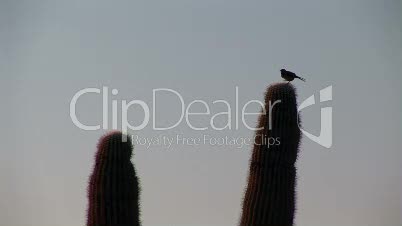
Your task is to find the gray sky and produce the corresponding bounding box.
[1,0,401,226]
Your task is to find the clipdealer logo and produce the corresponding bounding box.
[69,86,281,132]
[69,85,332,148]
[297,85,333,148]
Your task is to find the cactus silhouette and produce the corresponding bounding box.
[87,131,141,226]
[239,83,301,226]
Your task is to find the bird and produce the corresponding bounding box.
[280,69,306,83]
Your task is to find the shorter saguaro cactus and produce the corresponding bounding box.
[87,131,141,226]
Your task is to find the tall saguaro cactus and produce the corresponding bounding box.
[87,131,141,226]
[240,83,301,226]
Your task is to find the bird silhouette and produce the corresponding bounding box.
[280,69,306,83]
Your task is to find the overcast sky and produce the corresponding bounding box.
[1,1,401,226]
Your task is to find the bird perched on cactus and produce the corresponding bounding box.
[281,69,306,82]
[87,131,141,226]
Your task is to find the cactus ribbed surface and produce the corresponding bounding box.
[240,83,301,226]
[87,131,141,226]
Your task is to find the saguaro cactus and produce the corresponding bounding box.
[87,131,141,226]
[240,83,301,226]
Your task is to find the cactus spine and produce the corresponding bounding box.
[240,83,301,226]
[87,131,141,226]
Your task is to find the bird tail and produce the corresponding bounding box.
[296,76,306,82]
